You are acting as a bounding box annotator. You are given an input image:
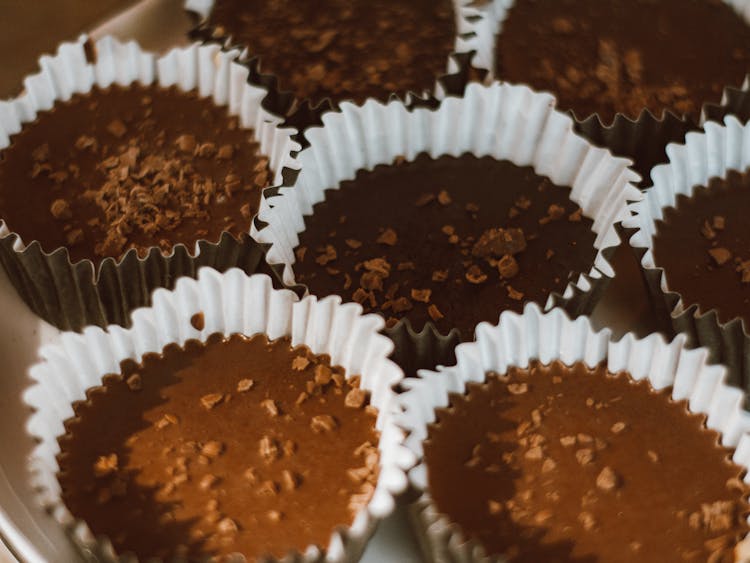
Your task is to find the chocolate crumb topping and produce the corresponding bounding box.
[0,85,271,263]
[125,374,142,392]
[424,360,750,561]
[237,379,254,392]
[709,247,732,266]
[57,334,379,559]
[294,154,595,338]
[200,393,224,410]
[190,312,205,331]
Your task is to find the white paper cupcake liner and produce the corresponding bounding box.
[184,0,495,117]
[0,34,300,332]
[475,0,750,193]
[24,267,411,562]
[623,116,750,390]
[396,302,750,562]
[252,81,641,342]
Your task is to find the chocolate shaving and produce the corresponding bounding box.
[311,414,338,433]
[465,265,488,285]
[190,312,205,331]
[201,440,223,458]
[260,399,280,417]
[200,393,224,410]
[596,466,620,491]
[708,247,732,266]
[415,193,435,207]
[125,374,142,391]
[437,190,452,205]
[497,255,519,279]
[376,228,398,246]
[345,388,367,409]
[506,285,524,301]
[292,356,310,371]
[237,378,254,392]
[427,304,444,321]
[259,436,280,462]
[410,288,431,303]
[93,453,118,477]
[50,198,72,220]
[106,119,127,138]
[472,228,527,258]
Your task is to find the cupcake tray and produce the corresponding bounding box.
[0,0,661,561]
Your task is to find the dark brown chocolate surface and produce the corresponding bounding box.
[495,0,750,123]
[653,169,750,326]
[57,333,379,560]
[205,0,455,104]
[0,84,270,263]
[424,360,750,562]
[294,154,597,338]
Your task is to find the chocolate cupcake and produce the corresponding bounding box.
[491,0,750,123]
[253,83,640,345]
[185,0,492,110]
[25,268,406,561]
[486,0,750,187]
[0,36,298,331]
[398,304,750,562]
[625,116,750,390]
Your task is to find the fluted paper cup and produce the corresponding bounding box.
[397,303,750,562]
[0,35,300,332]
[478,0,750,189]
[624,116,750,390]
[252,81,641,353]
[25,268,411,562]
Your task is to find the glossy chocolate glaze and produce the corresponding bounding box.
[653,169,750,326]
[58,333,379,560]
[294,154,597,339]
[495,0,750,123]
[0,84,270,263]
[206,0,455,104]
[425,361,750,562]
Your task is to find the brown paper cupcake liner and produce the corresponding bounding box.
[384,319,461,381]
[623,116,750,390]
[575,75,750,191]
[704,79,750,125]
[397,303,750,562]
[251,82,641,373]
[183,0,494,138]
[0,35,299,332]
[573,110,700,189]
[25,268,409,562]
